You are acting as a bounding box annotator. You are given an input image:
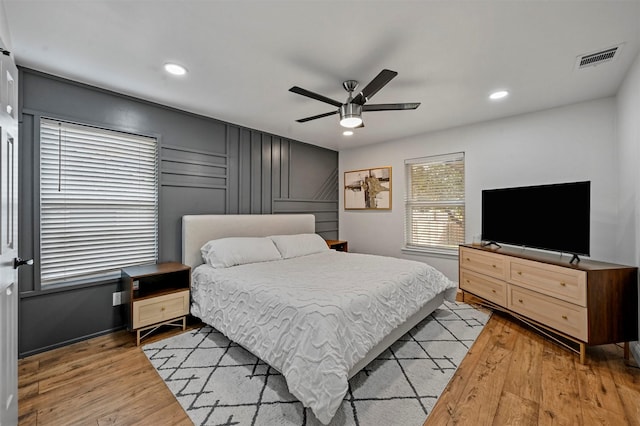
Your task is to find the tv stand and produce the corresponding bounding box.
[459,244,638,363]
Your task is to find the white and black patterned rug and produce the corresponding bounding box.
[143,301,489,426]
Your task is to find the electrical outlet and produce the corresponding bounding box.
[112,291,121,306]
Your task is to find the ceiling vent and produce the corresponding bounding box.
[575,44,624,70]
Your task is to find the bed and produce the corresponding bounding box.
[182,214,457,424]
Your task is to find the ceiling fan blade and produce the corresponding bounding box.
[289,86,343,108]
[363,102,420,111]
[296,110,338,123]
[351,69,398,105]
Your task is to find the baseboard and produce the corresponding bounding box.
[19,325,126,358]
[630,341,640,367]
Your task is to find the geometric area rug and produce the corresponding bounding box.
[143,301,490,426]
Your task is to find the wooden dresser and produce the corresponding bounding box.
[459,244,638,363]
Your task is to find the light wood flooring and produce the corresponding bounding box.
[18,312,640,425]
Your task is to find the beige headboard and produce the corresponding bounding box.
[181,214,316,269]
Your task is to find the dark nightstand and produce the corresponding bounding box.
[121,262,191,345]
[325,239,348,252]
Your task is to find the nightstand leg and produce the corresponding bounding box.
[579,343,586,364]
[624,341,630,360]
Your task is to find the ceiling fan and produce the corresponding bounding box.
[289,69,420,129]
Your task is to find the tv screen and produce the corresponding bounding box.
[481,181,590,256]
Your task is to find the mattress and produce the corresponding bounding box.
[191,250,456,424]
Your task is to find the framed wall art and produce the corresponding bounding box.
[344,166,392,210]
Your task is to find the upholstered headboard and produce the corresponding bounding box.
[181,214,316,269]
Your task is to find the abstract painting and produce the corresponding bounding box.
[344,166,392,210]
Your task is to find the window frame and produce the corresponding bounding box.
[36,116,160,289]
[402,152,465,258]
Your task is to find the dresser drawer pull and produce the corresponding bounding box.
[560,282,566,287]
[562,315,568,320]
[492,264,497,268]
[465,279,470,283]
[466,257,470,261]
[518,299,523,303]
[492,289,496,293]
[161,306,166,311]
[517,271,522,275]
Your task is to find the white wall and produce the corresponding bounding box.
[339,97,619,281]
[617,51,640,348]
[0,1,12,51]
[617,53,640,267]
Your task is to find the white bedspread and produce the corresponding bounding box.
[191,250,456,424]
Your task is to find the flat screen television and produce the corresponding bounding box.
[481,181,590,257]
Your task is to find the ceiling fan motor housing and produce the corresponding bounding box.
[339,103,363,128]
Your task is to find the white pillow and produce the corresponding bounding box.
[200,237,282,268]
[269,233,329,259]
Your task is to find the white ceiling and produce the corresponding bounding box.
[3,1,640,151]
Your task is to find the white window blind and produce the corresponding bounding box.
[405,152,465,252]
[40,118,158,286]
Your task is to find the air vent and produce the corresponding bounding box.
[575,44,624,70]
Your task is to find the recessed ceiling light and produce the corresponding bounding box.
[343,130,354,136]
[489,90,509,100]
[164,63,187,76]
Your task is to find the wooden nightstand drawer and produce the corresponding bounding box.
[509,259,586,306]
[132,290,189,329]
[508,285,587,341]
[459,246,507,280]
[460,269,507,306]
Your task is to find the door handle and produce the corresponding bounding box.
[13,257,34,269]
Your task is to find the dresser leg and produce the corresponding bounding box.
[624,341,630,360]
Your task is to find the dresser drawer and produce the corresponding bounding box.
[459,247,507,280]
[460,269,507,306]
[508,285,587,341]
[509,259,586,306]
[132,290,189,329]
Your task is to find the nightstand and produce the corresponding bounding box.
[121,262,191,345]
[326,239,348,252]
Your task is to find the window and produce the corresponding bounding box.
[40,118,158,287]
[404,152,465,254]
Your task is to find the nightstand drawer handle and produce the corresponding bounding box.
[562,315,568,320]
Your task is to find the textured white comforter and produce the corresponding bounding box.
[191,250,456,424]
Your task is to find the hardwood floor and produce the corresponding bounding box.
[425,312,640,426]
[18,312,640,425]
[18,325,199,426]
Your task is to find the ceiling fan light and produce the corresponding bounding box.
[340,116,362,128]
[339,104,363,128]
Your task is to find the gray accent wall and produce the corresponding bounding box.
[18,68,338,357]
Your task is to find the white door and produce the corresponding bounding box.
[0,36,19,426]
